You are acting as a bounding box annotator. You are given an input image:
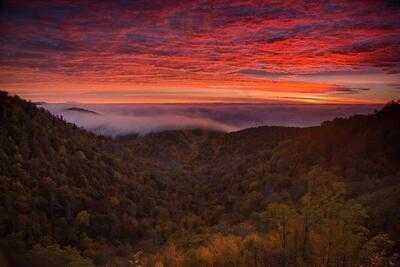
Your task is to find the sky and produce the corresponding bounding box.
[1,0,400,104]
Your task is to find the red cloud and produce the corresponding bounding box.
[0,0,399,103]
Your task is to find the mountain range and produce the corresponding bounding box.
[0,91,399,266]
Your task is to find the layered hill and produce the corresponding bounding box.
[64,107,100,115]
[0,91,399,266]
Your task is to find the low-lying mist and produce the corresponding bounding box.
[40,103,381,137]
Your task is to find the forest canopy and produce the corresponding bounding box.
[0,91,399,266]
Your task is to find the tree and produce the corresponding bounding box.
[361,234,394,266]
[75,210,90,227]
[27,244,94,267]
[265,203,296,266]
[240,234,265,267]
[299,167,368,266]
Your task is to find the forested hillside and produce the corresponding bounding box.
[1,91,399,266]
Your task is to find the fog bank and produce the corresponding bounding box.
[40,103,381,137]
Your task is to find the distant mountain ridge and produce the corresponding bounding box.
[64,107,100,115]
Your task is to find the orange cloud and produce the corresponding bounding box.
[0,0,399,103]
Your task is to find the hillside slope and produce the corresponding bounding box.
[1,91,399,266]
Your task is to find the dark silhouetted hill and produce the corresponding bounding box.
[65,107,100,115]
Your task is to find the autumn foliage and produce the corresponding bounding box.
[0,92,399,266]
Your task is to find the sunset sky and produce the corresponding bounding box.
[1,0,399,104]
